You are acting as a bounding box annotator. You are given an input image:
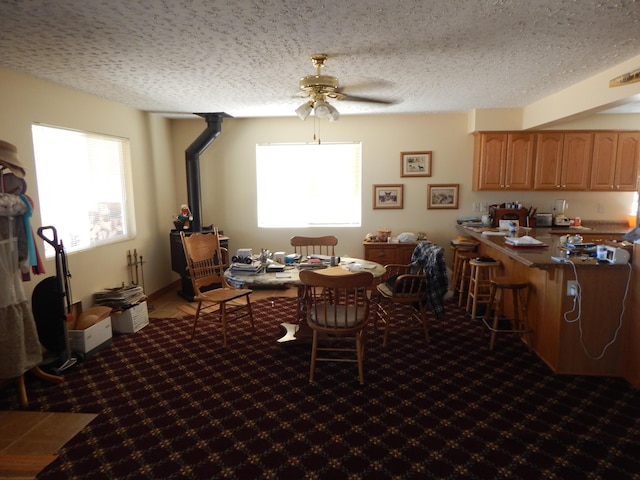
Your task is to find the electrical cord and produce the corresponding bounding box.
[562,259,633,360]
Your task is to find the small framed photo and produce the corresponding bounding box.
[401,151,432,177]
[427,184,459,209]
[373,184,404,209]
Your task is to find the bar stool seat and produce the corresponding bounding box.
[465,258,501,319]
[482,277,530,350]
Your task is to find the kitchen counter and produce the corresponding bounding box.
[457,224,632,268]
[456,223,635,382]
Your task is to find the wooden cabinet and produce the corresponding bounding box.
[363,242,419,266]
[533,132,592,190]
[473,132,534,190]
[473,129,638,191]
[462,226,630,378]
[623,243,640,387]
[590,131,640,191]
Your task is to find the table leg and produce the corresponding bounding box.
[277,285,312,344]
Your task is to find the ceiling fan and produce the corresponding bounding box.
[295,54,394,122]
[609,67,640,87]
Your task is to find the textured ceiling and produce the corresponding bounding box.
[1,0,640,118]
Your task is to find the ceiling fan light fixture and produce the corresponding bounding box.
[327,104,340,122]
[295,101,312,120]
[313,99,333,119]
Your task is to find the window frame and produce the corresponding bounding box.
[31,123,136,257]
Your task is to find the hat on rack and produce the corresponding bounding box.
[0,140,26,177]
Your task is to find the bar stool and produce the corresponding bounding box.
[450,240,478,296]
[455,251,477,307]
[465,258,501,319]
[482,277,530,350]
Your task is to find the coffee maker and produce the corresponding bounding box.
[552,199,570,226]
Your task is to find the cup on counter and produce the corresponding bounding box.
[481,214,491,226]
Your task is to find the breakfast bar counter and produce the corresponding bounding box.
[456,224,636,381]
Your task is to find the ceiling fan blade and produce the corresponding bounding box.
[609,67,640,87]
[339,93,397,105]
[339,78,395,91]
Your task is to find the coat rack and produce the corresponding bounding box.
[1,165,63,407]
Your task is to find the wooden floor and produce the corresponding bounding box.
[146,281,298,319]
[0,411,96,479]
[0,282,294,478]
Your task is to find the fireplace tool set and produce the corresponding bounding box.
[127,249,145,292]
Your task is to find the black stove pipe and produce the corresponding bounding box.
[184,112,230,232]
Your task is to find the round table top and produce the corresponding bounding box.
[224,257,386,288]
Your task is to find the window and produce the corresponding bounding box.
[32,124,135,256]
[256,142,362,228]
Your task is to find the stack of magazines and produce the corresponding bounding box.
[266,262,285,272]
[297,257,328,269]
[230,261,263,274]
[94,285,146,310]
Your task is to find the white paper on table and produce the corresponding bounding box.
[505,235,544,246]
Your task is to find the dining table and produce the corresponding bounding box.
[224,257,386,343]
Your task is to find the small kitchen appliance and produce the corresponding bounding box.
[488,206,528,228]
[536,213,553,227]
[552,199,571,226]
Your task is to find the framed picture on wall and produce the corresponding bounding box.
[427,184,459,209]
[400,151,432,177]
[373,184,404,209]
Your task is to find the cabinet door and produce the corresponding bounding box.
[534,133,564,189]
[623,244,640,387]
[399,244,418,265]
[364,245,398,266]
[614,132,640,191]
[505,133,535,189]
[561,132,592,190]
[477,133,507,190]
[590,132,618,190]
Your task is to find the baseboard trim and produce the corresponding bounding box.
[147,279,181,303]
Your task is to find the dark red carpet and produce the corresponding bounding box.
[2,297,640,479]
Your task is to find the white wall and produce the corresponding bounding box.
[0,68,178,307]
[170,114,472,262]
[523,54,640,129]
[170,113,639,267]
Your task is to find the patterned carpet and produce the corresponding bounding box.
[2,297,640,479]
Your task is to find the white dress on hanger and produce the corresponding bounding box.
[0,193,42,379]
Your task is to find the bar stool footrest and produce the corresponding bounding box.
[482,317,531,334]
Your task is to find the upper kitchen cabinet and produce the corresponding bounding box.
[590,131,639,191]
[473,132,535,190]
[534,132,592,190]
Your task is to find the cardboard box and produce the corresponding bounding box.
[111,301,149,334]
[68,317,113,355]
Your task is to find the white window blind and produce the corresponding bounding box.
[32,124,135,256]
[256,142,362,228]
